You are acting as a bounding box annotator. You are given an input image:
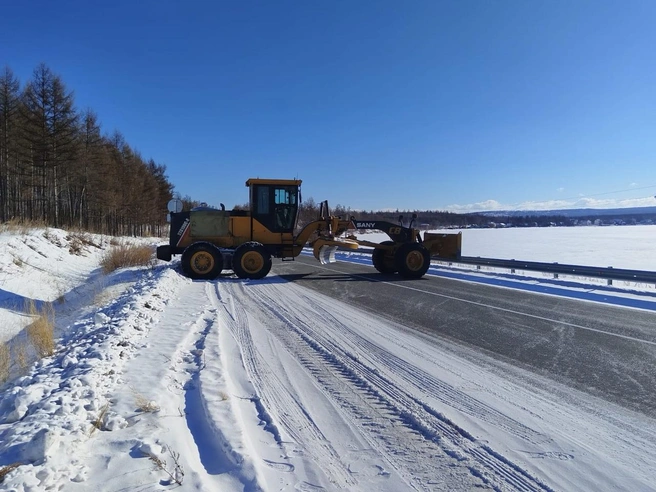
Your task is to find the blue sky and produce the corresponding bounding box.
[2,0,656,212]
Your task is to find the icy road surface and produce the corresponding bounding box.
[208,278,656,492]
[2,259,656,490]
[211,279,553,491]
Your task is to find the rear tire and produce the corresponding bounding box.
[395,243,431,279]
[233,242,272,279]
[372,241,397,274]
[181,242,223,280]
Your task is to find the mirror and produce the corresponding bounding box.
[167,199,183,213]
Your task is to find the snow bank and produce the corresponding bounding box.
[0,228,157,343]
[0,264,186,489]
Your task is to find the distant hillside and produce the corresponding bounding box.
[475,206,656,218]
[307,204,656,229]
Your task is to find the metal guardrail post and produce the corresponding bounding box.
[334,247,656,286]
[434,255,656,286]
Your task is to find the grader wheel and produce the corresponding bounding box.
[394,243,431,279]
[372,241,398,274]
[181,242,223,280]
[233,242,272,279]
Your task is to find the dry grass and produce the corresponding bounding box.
[43,228,64,247]
[100,244,153,273]
[15,342,28,373]
[0,343,9,384]
[0,463,21,484]
[25,300,55,358]
[66,231,101,255]
[89,403,110,435]
[148,445,184,486]
[132,389,160,413]
[68,235,83,255]
[0,218,47,234]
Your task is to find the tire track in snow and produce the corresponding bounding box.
[209,281,356,490]
[240,281,554,492]
[157,286,261,491]
[298,294,549,445]
[221,282,477,490]
[178,306,242,475]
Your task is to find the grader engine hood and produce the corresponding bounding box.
[190,210,230,237]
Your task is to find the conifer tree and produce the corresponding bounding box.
[0,67,21,221]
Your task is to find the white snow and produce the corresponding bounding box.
[0,225,655,491]
[358,224,656,270]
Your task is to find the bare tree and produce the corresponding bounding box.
[1,63,175,235]
[0,67,21,221]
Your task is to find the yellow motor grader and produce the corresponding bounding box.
[156,178,461,280]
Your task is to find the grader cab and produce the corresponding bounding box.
[156,178,461,280]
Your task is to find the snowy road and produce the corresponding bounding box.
[277,256,656,418]
[195,273,656,491]
[211,277,561,491]
[3,251,656,490]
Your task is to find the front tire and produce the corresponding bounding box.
[233,242,272,279]
[181,242,223,280]
[372,241,397,274]
[395,243,431,279]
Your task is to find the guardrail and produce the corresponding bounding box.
[433,256,656,286]
[340,248,656,286]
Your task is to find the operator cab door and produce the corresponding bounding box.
[250,184,299,233]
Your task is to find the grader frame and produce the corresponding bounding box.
[156,178,461,280]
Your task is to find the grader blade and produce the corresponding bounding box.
[312,241,338,264]
[312,237,359,264]
[318,245,338,264]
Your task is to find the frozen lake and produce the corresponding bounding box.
[358,224,656,271]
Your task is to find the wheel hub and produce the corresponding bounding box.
[241,251,263,273]
[405,251,424,271]
[191,252,214,274]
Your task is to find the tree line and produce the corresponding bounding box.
[0,64,175,236]
[294,197,581,229]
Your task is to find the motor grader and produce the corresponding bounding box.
[156,178,461,280]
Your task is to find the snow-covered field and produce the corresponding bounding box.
[1,225,655,491]
[452,225,656,270]
[360,224,656,270]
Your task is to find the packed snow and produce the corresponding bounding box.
[1,225,655,491]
